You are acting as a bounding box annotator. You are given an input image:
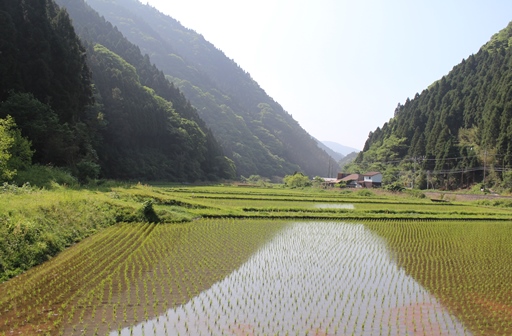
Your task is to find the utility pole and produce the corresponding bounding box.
[412,157,415,189]
[483,149,487,189]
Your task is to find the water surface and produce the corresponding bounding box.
[113,222,469,335]
[314,203,354,209]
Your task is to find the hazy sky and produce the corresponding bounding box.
[143,0,512,150]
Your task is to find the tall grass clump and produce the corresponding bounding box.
[137,200,160,223]
[355,189,375,197]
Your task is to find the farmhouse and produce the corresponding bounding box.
[336,172,382,188]
[362,172,382,188]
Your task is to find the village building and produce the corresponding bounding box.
[335,172,383,188]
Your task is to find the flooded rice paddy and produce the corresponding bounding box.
[4,218,512,335]
[113,222,467,336]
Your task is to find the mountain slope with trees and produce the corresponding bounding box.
[76,0,336,178]
[0,0,234,183]
[0,0,100,180]
[347,21,512,190]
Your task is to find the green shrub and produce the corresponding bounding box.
[0,181,33,194]
[137,200,160,223]
[404,189,426,198]
[75,160,101,184]
[384,182,405,192]
[283,172,311,188]
[356,189,375,197]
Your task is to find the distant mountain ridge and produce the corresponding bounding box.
[80,0,336,178]
[315,140,344,162]
[321,141,360,156]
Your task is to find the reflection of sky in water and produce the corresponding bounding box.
[112,222,470,336]
[314,203,355,209]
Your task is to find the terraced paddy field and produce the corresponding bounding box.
[2,185,512,335]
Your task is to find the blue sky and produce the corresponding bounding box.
[143,0,512,150]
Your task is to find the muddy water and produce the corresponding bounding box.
[112,222,469,336]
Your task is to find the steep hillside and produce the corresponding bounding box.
[0,0,98,178]
[79,0,335,178]
[0,0,234,183]
[62,0,236,181]
[347,21,512,190]
[86,43,234,180]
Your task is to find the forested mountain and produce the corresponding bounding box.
[73,0,335,178]
[347,22,512,190]
[0,0,234,182]
[0,0,98,178]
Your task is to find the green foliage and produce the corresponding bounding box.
[137,200,160,223]
[312,176,325,188]
[0,115,33,181]
[404,189,426,199]
[483,21,512,52]
[13,165,78,189]
[497,171,512,192]
[241,175,271,187]
[0,192,120,281]
[475,198,512,208]
[355,189,375,197]
[283,173,312,188]
[384,182,405,192]
[74,160,101,184]
[0,182,34,194]
[0,116,16,180]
